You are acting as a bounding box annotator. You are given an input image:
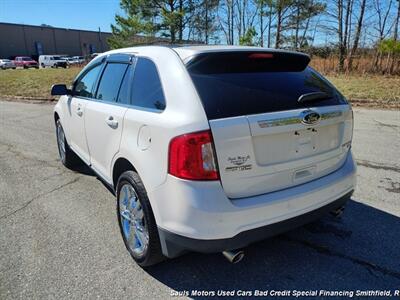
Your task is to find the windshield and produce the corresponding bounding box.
[22,57,32,61]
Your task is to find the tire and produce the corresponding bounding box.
[116,171,165,267]
[55,119,80,169]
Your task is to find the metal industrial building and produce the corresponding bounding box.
[0,22,112,59]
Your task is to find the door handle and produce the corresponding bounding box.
[76,107,83,117]
[105,116,118,128]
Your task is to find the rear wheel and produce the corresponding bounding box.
[56,119,80,169]
[116,171,165,267]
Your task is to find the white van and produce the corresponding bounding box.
[39,55,68,68]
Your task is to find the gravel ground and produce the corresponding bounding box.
[0,101,399,299]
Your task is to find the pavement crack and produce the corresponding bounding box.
[0,141,59,169]
[374,119,400,129]
[0,176,82,220]
[284,236,400,280]
[40,171,68,182]
[356,159,400,173]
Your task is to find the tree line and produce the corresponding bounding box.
[109,0,400,74]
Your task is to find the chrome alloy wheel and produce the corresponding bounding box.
[56,122,66,162]
[119,184,149,257]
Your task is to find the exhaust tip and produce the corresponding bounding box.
[222,250,245,264]
[330,206,345,218]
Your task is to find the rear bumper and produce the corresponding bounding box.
[150,151,356,258]
[158,191,351,257]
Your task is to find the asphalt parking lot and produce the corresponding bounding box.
[0,100,399,299]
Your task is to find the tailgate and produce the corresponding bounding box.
[210,105,352,198]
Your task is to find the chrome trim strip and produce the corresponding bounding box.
[321,111,342,119]
[257,110,343,128]
[258,117,299,128]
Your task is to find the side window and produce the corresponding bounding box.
[131,58,166,111]
[74,64,102,98]
[96,63,128,102]
[117,65,133,105]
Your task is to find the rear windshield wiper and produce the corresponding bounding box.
[298,92,332,103]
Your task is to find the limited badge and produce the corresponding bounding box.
[225,155,252,172]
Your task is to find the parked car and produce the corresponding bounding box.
[0,59,16,69]
[70,56,85,64]
[39,55,68,68]
[63,57,77,65]
[14,56,38,69]
[62,56,84,65]
[52,46,356,267]
[59,57,74,65]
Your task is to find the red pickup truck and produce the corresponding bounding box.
[14,56,38,69]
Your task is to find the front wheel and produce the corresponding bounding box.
[116,171,165,267]
[55,119,80,169]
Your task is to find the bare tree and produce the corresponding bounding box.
[394,0,399,41]
[347,0,367,71]
[235,0,258,42]
[337,0,346,71]
[275,0,293,48]
[322,0,354,72]
[267,0,274,47]
[374,0,394,41]
[372,0,394,69]
[287,0,325,49]
[253,0,276,47]
[218,0,236,44]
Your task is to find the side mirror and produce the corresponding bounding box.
[51,84,71,96]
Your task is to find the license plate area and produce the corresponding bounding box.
[252,123,340,166]
[293,166,316,182]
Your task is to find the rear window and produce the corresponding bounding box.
[187,52,347,120]
[131,57,166,111]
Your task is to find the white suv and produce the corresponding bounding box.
[52,46,356,267]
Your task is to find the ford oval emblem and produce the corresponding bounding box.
[301,110,321,125]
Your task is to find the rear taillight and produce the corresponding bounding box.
[168,130,219,180]
[342,107,353,150]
